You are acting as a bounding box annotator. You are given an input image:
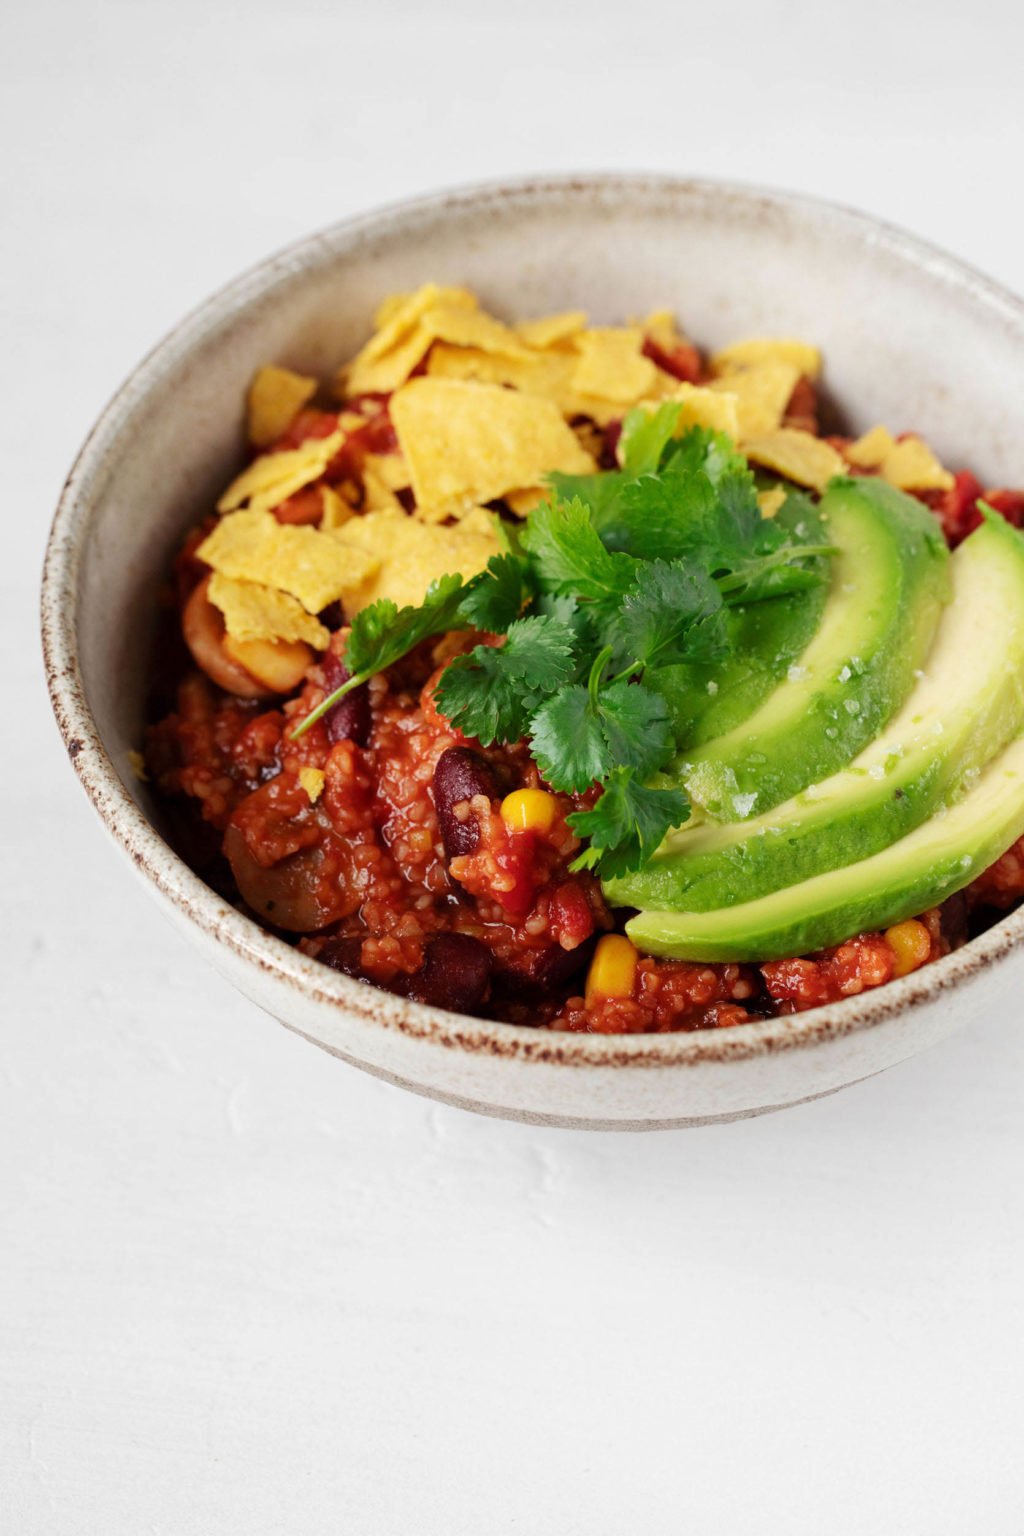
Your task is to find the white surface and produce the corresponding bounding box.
[5,0,1024,1530]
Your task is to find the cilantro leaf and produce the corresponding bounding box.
[529,686,609,791]
[456,553,531,632]
[568,768,689,878]
[521,495,637,606]
[529,676,671,793]
[434,616,577,744]
[291,572,469,738]
[608,560,726,672]
[618,401,686,474]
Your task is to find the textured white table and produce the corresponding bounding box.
[6,2,1024,1530]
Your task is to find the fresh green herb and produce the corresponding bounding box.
[291,411,835,874]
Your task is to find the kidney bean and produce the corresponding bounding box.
[399,934,493,1013]
[494,933,598,995]
[321,651,371,746]
[312,935,366,978]
[433,747,499,860]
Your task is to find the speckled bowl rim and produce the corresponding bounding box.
[41,172,1024,1071]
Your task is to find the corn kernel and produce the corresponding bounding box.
[500,788,558,834]
[299,766,325,804]
[885,919,932,978]
[585,934,639,1004]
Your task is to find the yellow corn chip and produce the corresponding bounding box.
[505,487,547,517]
[342,293,529,398]
[217,432,343,516]
[642,309,688,351]
[319,484,356,531]
[516,311,588,348]
[743,429,847,492]
[646,382,740,441]
[362,284,478,365]
[362,465,403,513]
[198,508,377,614]
[127,748,149,784]
[299,766,325,803]
[880,436,954,492]
[846,425,952,491]
[709,361,801,439]
[246,365,318,449]
[391,377,595,516]
[363,451,411,492]
[327,507,500,614]
[711,336,822,380]
[757,485,788,519]
[571,327,659,404]
[207,572,331,647]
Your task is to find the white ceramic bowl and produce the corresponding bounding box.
[42,174,1024,1129]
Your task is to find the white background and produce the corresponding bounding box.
[5,1,1024,1531]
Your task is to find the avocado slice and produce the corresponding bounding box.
[654,492,830,748]
[625,732,1024,963]
[608,512,1024,913]
[678,477,950,822]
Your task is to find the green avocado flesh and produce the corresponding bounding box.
[607,513,1024,914]
[625,732,1024,963]
[677,478,950,821]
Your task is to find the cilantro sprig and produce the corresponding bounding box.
[292,410,834,875]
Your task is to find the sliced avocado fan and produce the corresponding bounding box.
[626,731,1024,963]
[677,477,950,822]
[607,510,1024,914]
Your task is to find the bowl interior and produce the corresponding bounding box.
[52,176,1024,1010]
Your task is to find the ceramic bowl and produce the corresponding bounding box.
[42,174,1024,1129]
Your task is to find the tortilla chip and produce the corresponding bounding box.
[198,508,377,614]
[505,487,547,517]
[571,327,659,404]
[757,485,788,519]
[391,377,595,516]
[642,309,689,351]
[327,507,501,613]
[846,425,953,491]
[711,336,822,380]
[342,291,529,398]
[207,572,331,647]
[362,284,477,365]
[362,451,411,492]
[319,484,356,531]
[656,382,740,440]
[246,365,318,449]
[709,361,801,439]
[299,766,325,803]
[743,429,846,492]
[516,311,588,348]
[217,432,343,516]
[362,465,403,513]
[127,748,149,784]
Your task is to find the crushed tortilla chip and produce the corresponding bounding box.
[711,336,821,380]
[846,425,953,491]
[342,289,530,398]
[217,433,343,516]
[362,284,477,365]
[326,507,500,613]
[362,465,404,513]
[642,309,688,351]
[757,485,788,519]
[363,451,410,492]
[654,382,741,440]
[744,429,846,492]
[319,484,355,531]
[516,311,588,348]
[198,508,377,614]
[709,361,802,439]
[390,377,595,517]
[246,365,318,449]
[571,327,659,404]
[127,748,149,784]
[299,766,325,803]
[505,486,547,517]
[207,571,330,647]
